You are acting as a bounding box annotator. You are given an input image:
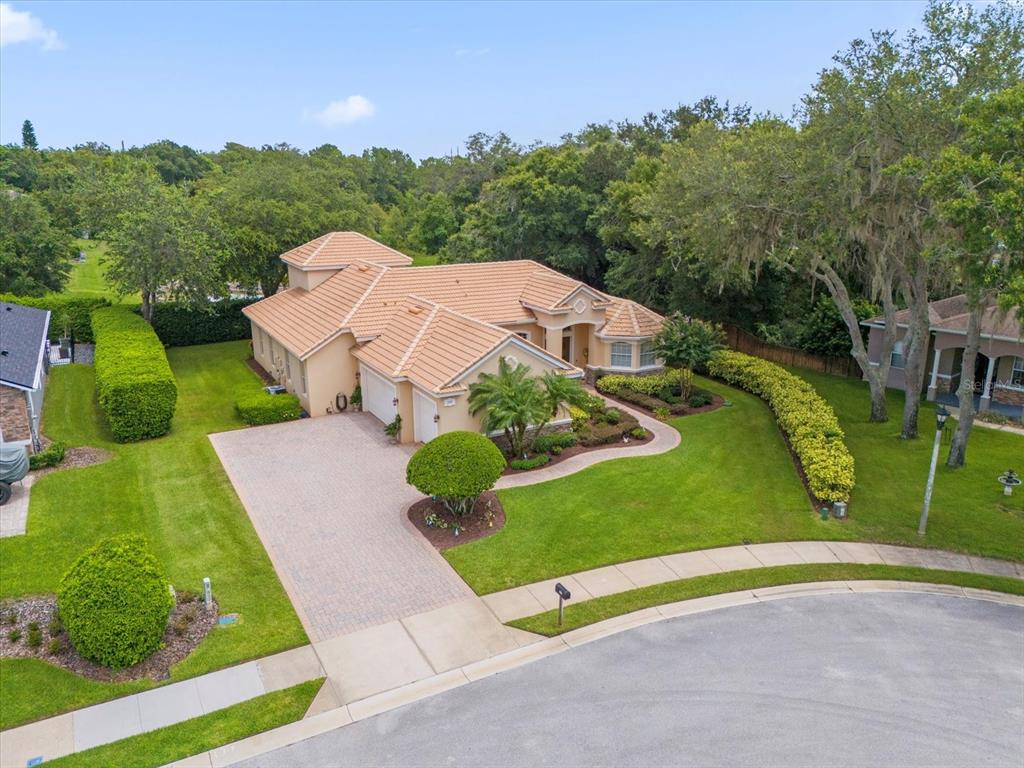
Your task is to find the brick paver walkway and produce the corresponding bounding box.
[210,414,471,642]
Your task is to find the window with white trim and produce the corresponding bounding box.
[639,341,656,367]
[890,340,905,369]
[1012,356,1024,387]
[610,342,632,368]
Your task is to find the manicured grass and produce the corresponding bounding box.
[445,373,1024,595]
[0,341,306,729]
[444,377,815,594]
[411,253,439,267]
[510,564,1024,636]
[48,679,323,768]
[62,239,134,302]
[793,370,1024,561]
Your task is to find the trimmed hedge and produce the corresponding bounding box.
[148,299,257,347]
[92,307,178,442]
[531,432,578,453]
[0,294,111,343]
[407,431,506,515]
[29,441,65,470]
[708,350,855,502]
[235,391,303,426]
[57,535,175,669]
[596,369,682,397]
[510,454,551,471]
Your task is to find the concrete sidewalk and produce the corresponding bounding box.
[480,540,1024,622]
[0,646,323,767]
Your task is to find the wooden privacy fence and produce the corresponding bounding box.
[723,324,862,379]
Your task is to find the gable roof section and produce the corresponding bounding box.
[280,232,413,270]
[865,294,1022,341]
[599,299,665,338]
[354,296,579,394]
[0,301,51,390]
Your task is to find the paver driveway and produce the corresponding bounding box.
[210,414,471,641]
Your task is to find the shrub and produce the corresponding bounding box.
[531,432,578,453]
[147,299,257,347]
[596,369,682,397]
[406,431,506,516]
[654,406,670,421]
[26,627,42,648]
[604,408,621,425]
[0,294,111,343]
[577,421,629,447]
[47,638,62,655]
[708,350,855,502]
[57,535,174,669]
[234,391,302,426]
[92,307,177,442]
[608,388,667,412]
[630,426,648,439]
[48,617,62,636]
[7,628,21,643]
[350,385,362,407]
[688,390,713,408]
[510,454,551,470]
[29,441,66,470]
[569,405,589,431]
[384,414,402,439]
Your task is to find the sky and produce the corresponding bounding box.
[1,1,932,159]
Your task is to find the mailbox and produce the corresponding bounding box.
[554,583,571,601]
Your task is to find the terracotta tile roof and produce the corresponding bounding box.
[280,232,413,270]
[868,294,1022,340]
[243,262,387,358]
[354,296,578,393]
[600,299,665,338]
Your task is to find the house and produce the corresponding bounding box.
[863,295,1024,418]
[0,301,51,450]
[243,232,665,442]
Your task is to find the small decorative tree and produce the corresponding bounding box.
[468,357,549,458]
[406,431,507,517]
[532,371,590,448]
[57,535,174,669]
[652,315,726,398]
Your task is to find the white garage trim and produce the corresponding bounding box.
[359,363,397,425]
[413,389,439,443]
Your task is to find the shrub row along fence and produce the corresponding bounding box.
[93,307,178,442]
[0,293,111,343]
[147,299,257,347]
[708,350,855,503]
[723,324,862,379]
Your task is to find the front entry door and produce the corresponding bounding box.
[562,333,572,363]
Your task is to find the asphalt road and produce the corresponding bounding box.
[240,593,1024,768]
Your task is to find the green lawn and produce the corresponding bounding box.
[61,239,134,302]
[49,679,323,768]
[444,374,1024,595]
[411,253,439,267]
[0,341,306,729]
[510,564,1024,636]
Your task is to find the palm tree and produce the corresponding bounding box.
[533,371,590,441]
[468,357,549,458]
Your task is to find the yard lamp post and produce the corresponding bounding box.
[918,405,950,536]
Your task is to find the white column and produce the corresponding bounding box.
[981,355,997,406]
[927,348,942,400]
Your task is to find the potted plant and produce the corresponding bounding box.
[350,385,362,412]
[384,414,402,443]
[57,312,72,360]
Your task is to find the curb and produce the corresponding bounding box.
[167,582,1024,768]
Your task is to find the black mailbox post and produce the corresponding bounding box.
[555,582,571,626]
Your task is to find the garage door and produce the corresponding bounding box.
[360,364,397,425]
[413,390,438,443]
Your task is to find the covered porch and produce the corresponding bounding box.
[925,333,1024,419]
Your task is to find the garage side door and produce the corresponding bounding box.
[360,363,397,425]
[413,390,438,443]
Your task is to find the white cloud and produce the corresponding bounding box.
[0,3,63,50]
[455,47,490,58]
[306,95,376,126]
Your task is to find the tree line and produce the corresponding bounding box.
[1,0,1021,468]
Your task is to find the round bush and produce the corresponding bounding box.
[406,431,506,515]
[57,535,175,669]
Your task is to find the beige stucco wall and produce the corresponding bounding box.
[305,332,360,417]
[286,265,341,292]
[503,322,541,345]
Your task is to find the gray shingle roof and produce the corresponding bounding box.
[0,301,51,390]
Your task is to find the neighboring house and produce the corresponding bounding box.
[0,301,51,450]
[243,232,664,443]
[863,295,1024,418]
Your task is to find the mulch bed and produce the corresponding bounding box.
[501,431,652,475]
[246,357,276,385]
[0,592,219,682]
[31,446,113,478]
[408,491,505,550]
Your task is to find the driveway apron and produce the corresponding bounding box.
[210,413,471,641]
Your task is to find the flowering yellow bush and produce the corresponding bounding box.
[708,350,855,502]
[595,369,682,396]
